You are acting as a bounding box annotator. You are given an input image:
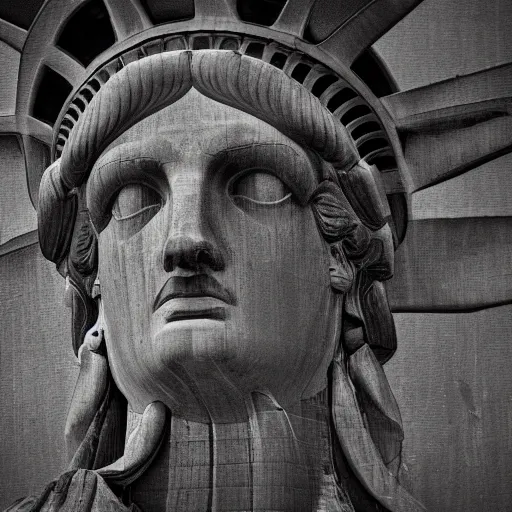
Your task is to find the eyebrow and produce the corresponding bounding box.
[92,135,319,204]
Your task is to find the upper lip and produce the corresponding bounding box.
[153,274,236,313]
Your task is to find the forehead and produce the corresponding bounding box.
[103,88,302,156]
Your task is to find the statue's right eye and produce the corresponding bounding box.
[112,184,162,221]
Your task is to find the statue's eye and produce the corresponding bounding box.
[230,170,292,205]
[112,184,162,221]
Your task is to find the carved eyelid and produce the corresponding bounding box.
[227,168,292,205]
[112,202,162,221]
[218,144,314,204]
[231,193,292,206]
[87,156,166,232]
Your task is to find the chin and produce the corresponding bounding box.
[151,318,235,366]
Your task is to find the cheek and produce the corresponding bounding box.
[221,201,334,380]
[97,227,159,370]
[226,200,330,303]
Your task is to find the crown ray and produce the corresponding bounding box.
[0,115,16,133]
[410,153,512,220]
[318,0,425,66]
[194,0,237,19]
[21,135,50,209]
[46,47,86,85]
[272,0,316,37]
[387,217,512,312]
[103,0,152,40]
[15,0,88,117]
[0,230,38,257]
[0,18,27,52]
[0,114,52,144]
[382,62,512,191]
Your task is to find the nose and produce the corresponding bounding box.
[163,236,224,272]
[162,173,224,273]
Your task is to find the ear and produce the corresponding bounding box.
[329,243,354,293]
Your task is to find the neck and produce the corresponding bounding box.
[128,388,353,511]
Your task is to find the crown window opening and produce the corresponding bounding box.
[67,109,79,122]
[192,36,210,50]
[164,37,187,52]
[95,69,111,85]
[351,49,398,98]
[245,42,265,59]
[57,0,116,67]
[269,52,287,69]
[0,0,45,30]
[351,121,381,140]
[311,75,338,98]
[141,0,194,24]
[219,38,241,51]
[32,66,73,126]
[61,118,74,130]
[237,0,287,26]
[326,88,358,112]
[341,104,372,126]
[88,78,101,92]
[81,89,94,102]
[358,138,389,157]
[72,98,86,113]
[291,63,312,84]
[370,155,397,171]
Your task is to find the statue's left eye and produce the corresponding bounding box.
[112,184,162,220]
[229,170,292,205]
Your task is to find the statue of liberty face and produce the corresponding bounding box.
[88,89,342,420]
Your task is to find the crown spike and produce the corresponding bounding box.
[388,217,512,312]
[319,0,425,66]
[0,115,16,135]
[0,18,27,52]
[6,115,52,145]
[272,0,316,37]
[45,47,85,85]
[103,0,152,40]
[194,0,238,20]
[382,62,512,130]
[382,62,512,191]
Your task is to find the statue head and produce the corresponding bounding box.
[92,89,343,419]
[39,50,395,421]
[32,41,425,512]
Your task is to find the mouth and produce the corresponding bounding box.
[165,306,227,322]
[153,274,236,313]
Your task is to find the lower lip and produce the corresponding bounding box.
[165,306,226,323]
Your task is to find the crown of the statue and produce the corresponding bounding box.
[19,0,410,183]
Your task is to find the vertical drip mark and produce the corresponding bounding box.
[245,396,259,512]
[208,418,216,512]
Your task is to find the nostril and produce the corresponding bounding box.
[163,255,174,273]
[162,236,225,272]
[196,249,210,266]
